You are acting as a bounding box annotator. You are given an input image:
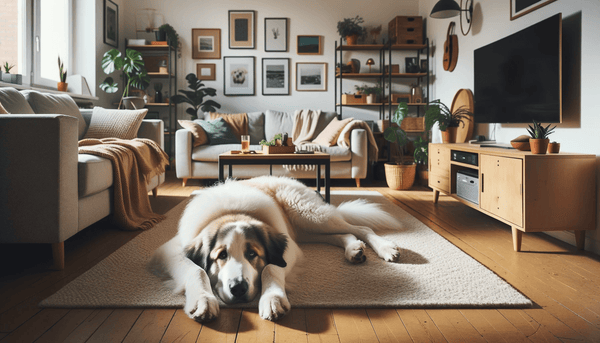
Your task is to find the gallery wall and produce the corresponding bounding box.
[418,0,600,253]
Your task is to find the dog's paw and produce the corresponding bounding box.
[184,292,220,322]
[259,292,290,321]
[345,240,367,264]
[375,241,402,262]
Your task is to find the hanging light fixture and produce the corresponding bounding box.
[430,0,474,36]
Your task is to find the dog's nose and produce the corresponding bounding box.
[229,279,249,299]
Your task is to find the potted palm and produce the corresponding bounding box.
[337,16,367,45]
[425,99,471,143]
[527,120,556,154]
[170,73,221,120]
[383,102,416,190]
[99,48,151,109]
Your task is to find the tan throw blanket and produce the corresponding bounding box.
[286,109,324,171]
[78,138,169,231]
[337,120,379,162]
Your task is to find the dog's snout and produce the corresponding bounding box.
[229,279,249,299]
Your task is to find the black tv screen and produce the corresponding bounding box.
[474,14,562,123]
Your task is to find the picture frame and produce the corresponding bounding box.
[264,18,288,52]
[297,35,322,55]
[229,10,256,49]
[510,0,557,20]
[197,63,216,81]
[262,58,290,96]
[224,56,255,96]
[192,29,221,59]
[296,62,327,92]
[405,57,419,74]
[103,0,118,48]
[420,59,428,73]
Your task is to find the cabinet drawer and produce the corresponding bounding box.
[429,173,450,193]
[430,146,450,175]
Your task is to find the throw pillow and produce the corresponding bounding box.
[21,90,87,139]
[312,117,354,147]
[178,120,208,147]
[0,102,8,114]
[209,112,249,140]
[196,117,239,145]
[84,107,148,140]
[0,87,35,114]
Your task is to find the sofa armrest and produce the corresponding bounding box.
[0,114,79,243]
[138,119,164,149]
[175,129,193,179]
[350,128,368,179]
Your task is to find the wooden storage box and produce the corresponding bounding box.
[342,94,366,104]
[262,144,295,154]
[389,16,423,45]
[400,117,425,131]
[392,93,412,103]
[384,65,400,73]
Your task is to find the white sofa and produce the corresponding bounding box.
[0,87,165,269]
[175,110,369,187]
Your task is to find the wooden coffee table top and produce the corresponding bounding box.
[219,151,330,161]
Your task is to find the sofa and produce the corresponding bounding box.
[175,110,370,187]
[0,87,165,269]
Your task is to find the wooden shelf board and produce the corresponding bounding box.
[389,43,427,50]
[389,73,427,78]
[336,73,382,78]
[337,103,384,107]
[148,72,174,77]
[336,44,385,51]
[404,129,426,133]
[146,103,173,107]
[127,45,170,50]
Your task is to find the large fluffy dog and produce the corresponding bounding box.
[149,176,401,322]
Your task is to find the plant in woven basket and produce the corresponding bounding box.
[424,99,471,131]
[383,102,414,165]
[170,73,221,120]
[527,120,556,139]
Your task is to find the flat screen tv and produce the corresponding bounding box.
[474,13,562,123]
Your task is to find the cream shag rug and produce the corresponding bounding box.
[40,191,531,309]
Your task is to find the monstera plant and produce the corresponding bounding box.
[99,48,150,109]
[170,73,221,120]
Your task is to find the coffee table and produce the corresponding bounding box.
[218,151,331,203]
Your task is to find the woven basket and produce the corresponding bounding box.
[384,163,416,190]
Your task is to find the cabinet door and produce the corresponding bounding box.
[480,155,523,226]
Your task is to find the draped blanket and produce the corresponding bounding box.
[286,109,324,171]
[78,138,169,231]
[337,120,379,162]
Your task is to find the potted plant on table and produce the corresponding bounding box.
[425,99,471,143]
[57,56,68,92]
[337,16,367,45]
[527,120,556,154]
[362,83,382,104]
[2,63,15,83]
[383,102,417,190]
[99,48,151,109]
[170,73,221,120]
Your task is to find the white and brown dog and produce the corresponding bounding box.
[149,176,401,322]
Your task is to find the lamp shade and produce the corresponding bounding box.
[366,58,375,66]
[430,0,461,18]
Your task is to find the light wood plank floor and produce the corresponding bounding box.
[1,171,600,342]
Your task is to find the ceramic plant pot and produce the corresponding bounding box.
[441,127,458,143]
[384,162,416,190]
[57,82,68,92]
[366,94,377,104]
[529,138,549,154]
[122,96,146,110]
[346,34,359,45]
[547,142,560,153]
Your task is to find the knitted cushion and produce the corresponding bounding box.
[83,107,147,140]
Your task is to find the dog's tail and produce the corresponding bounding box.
[337,199,400,230]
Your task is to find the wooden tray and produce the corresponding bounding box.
[262,145,295,154]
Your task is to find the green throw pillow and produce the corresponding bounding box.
[195,117,240,145]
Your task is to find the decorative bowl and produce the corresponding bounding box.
[510,141,530,151]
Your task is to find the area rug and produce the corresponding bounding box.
[40,191,531,309]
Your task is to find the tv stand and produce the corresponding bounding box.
[429,143,596,252]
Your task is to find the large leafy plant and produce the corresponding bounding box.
[337,16,367,38]
[527,120,556,139]
[99,49,150,104]
[170,73,221,120]
[384,102,412,165]
[425,99,471,131]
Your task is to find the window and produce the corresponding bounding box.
[33,0,71,87]
[0,0,23,76]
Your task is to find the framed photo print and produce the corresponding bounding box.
[229,10,255,49]
[405,57,419,73]
[510,0,556,20]
[192,29,221,59]
[262,58,290,96]
[197,63,216,81]
[297,35,322,55]
[296,62,327,92]
[224,56,255,96]
[103,0,118,48]
[264,18,288,52]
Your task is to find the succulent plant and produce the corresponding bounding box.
[58,56,67,82]
[527,120,556,139]
[3,62,15,73]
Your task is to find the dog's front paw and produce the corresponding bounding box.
[346,240,367,264]
[376,241,402,262]
[184,292,220,322]
[259,292,290,321]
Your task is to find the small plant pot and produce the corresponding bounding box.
[2,73,12,83]
[441,127,458,143]
[57,82,68,92]
[366,94,377,104]
[547,142,560,153]
[529,138,549,154]
[346,34,359,45]
[384,162,416,190]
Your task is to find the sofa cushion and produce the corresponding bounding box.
[209,112,249,140]
[312,117,354,147]
[196,117,240,145]
[192,144,263,162]
[265,110,294,141]
[0,87,35,114]
[0,101,7,114]
[247,112,265,144]
[78,154,113,197]
[21,90,87,139]
[314,111,339,135]
[84,107,147,139]
[178,120,208,147]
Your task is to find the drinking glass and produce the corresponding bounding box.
[241,135,250,153]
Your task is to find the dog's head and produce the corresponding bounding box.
[231,68,247,84]
[184,214,287,304]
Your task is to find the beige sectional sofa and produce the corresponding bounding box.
[0,87,165,269]
[175,110,369,187]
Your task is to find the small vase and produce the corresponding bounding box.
[366,94,376,104]
[155,90,162,103]
[547,142,560,153]
[441,127,458,143]
[529,138,549,154]
[57,82,68,92]
[346,34,359,45]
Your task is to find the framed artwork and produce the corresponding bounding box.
[197,63,216,81]
[262,58,290,96]
[510,0,557,20]
[264,18,288,52]
[229,10,255,49]
[224,56,255,96]
[297,35,322,55]
[405,57,419,73]
[420,59,428,73]
[192,29,221,59]
[103,0,118,48]
[296,62,327,92]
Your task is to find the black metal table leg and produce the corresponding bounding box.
[325,160,330,203]
[316,163,321,194]
[228,164,232,179]
[218,159,224,182]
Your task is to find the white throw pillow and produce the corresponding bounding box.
[83,107,148,140]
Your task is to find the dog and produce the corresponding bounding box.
[231,68,247,84]
[149,176,401,322]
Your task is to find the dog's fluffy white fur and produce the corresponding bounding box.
[149,176,401,322]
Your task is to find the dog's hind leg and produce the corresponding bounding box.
[298,233,366,264]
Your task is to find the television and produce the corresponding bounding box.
[474,13,562,123]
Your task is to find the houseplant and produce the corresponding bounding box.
[360,83,382,104]
[158,24,179,48]
[170,73,221,120]
[337,16,367,45]
[383,102,416,190]
[99,48,151,109]
[413,135,429,186]
[425,99,471,143]
[527,120,556,154]
[2,62,15,83]
[57,56,68,92]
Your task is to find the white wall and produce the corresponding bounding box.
[120,0,420,123]
[418,0,600,253]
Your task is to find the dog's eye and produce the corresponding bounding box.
[248,251,257,259]
[218,251,228,260]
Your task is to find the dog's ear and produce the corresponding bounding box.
[184,236,207,270]
[266,232,288,268]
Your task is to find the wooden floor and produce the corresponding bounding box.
[1,171,600,342]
